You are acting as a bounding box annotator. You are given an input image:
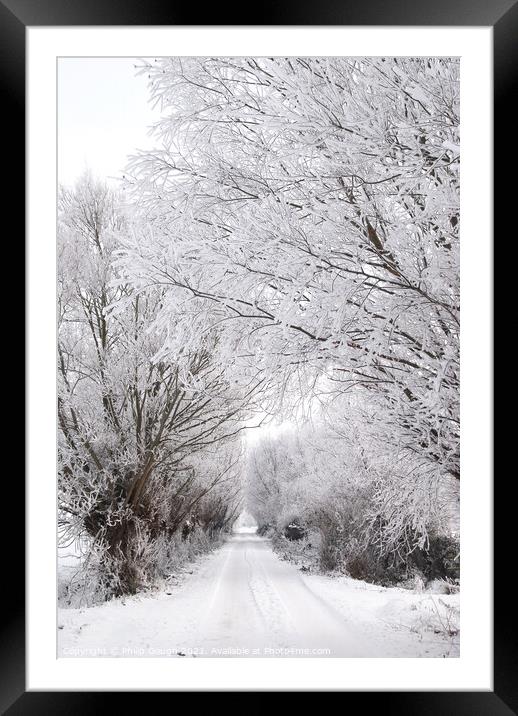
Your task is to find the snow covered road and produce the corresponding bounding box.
[196,531,368,657]
[59,530,460,658]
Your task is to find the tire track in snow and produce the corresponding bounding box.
[243,543,269,632]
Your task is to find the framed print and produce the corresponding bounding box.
[7,0,508,710]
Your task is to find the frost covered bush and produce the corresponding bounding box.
[408,533,460,583]
[272,531,320,571]
[58,539,122,607]
[58,527,226,608]
[256,523,274,537]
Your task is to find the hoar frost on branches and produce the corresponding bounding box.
[58,173,264,602]
[118,57,460,569]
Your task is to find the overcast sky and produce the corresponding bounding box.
[58,58,161,187]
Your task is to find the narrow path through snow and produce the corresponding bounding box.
[58,529,459,658]
[196,531,368,656]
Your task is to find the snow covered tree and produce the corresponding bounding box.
[58,173,259,599]
[118,57,460,560]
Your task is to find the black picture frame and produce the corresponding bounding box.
[8,0,505,711]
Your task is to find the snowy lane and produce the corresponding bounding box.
[197,532,368,657]
[58,531,459,658]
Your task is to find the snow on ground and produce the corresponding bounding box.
[304,574,459,658]
[58,529,459,658]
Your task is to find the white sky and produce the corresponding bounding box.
[58,58,161,186]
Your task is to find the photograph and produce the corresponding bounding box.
[56,55,461,660]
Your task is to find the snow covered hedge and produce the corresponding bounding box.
[245,412,459,586]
